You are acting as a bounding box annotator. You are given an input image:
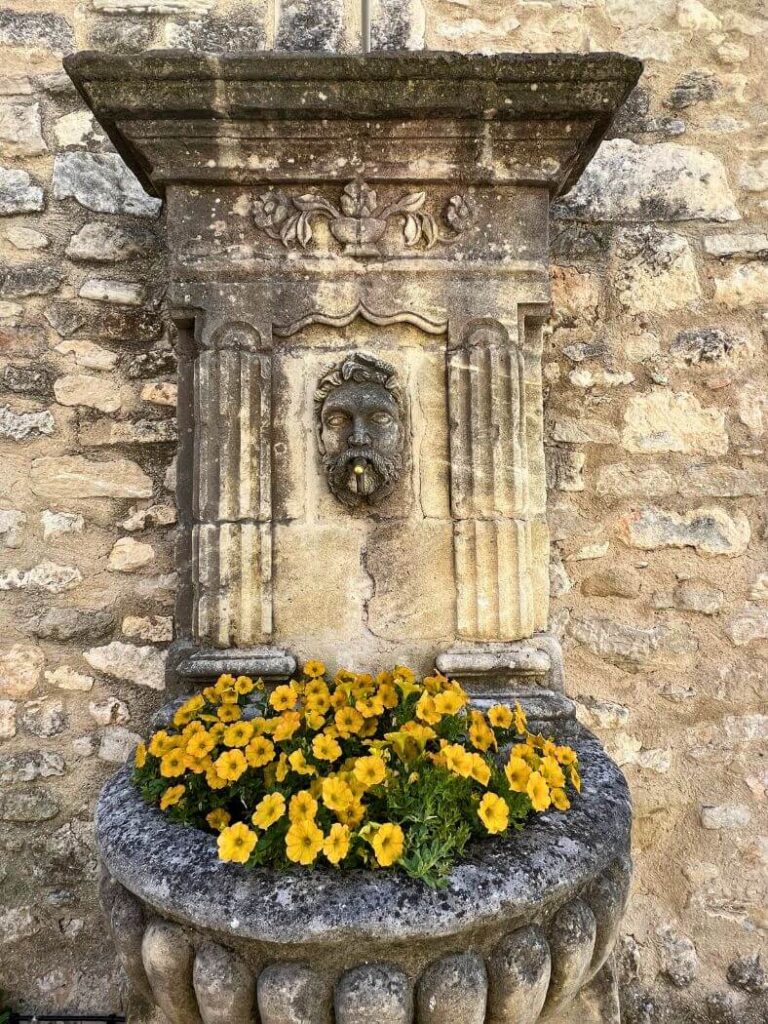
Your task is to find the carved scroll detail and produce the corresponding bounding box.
[192,346,273,647]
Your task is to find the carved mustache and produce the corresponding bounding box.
[324,446,401,500]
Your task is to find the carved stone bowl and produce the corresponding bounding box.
[97,721,631,1024]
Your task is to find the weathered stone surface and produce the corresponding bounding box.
[5,224,48,250]
[257,962,328,1024]
[682,465,768,499]
[0,699,16,739]
[582,569,641,599]
[3,364,53,396]
[53,153,162,218]
[79,277,146,306]
[555,140,739,222]
[28,607,115,642]
[618,507,750,557]
[596,463,676,499]
[108,537,155,572]
[120,504,176,531]
[725,607,768,646]
[93,0,214,10]
[545,900,597,1012]
[0,509,25,549]
[547,446,585,492]
[54,110,99,148]
[80,417,177,446]
[1,265,62,298]
[89,697,130,726]
[0,562,82,594]
[370,0,426,50]
[622,392,727,455]
[84,641,166,690]
[140,381,176,406]
[30,455,153,500]
[0,906,40,944]
[486,926,550,1024]
[67,221,155,263]
[335,965,412,1024]
[54,373,123,413]
[658,925,699,987]
[610,228,700,313]
[551,416,620,446]
[45,666,94,692]
[0,166,44,215]
[0,405,54,441]
[110,886,153,1001]
[0,644,43,698]
[417,952,487,1024]
[714,265,768,307]
[750,575,768,603]
[666,70,720,109]
[122,615,173,642]
[568,616,695,671]
[727,954,768,995]
[739,159,768,192]
[40,510,84,539]
[141,920,202,1024]
[194,943,255,1024]
[165,13,267,53]
[669,580,724,615]
[0,10,73,50]
[56,339,118,372]
[275,0,346,51]
[0,786,59,822]
[98,726,144,763]
[704,233,768,258]
[0,99,46,156]
[669,328,746,365]
[700,804,751,829]
[20,699,66,738]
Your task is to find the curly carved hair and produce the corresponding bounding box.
[314,352,403,410]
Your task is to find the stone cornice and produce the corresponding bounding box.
[64,50,642,198]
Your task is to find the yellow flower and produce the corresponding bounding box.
[442,743,474,778]
[134,742,147,768]
[423,672,448,694]
[551,787,571,812]
[245,735,275,768]
[415,693,442,725]
[540,756,566,790]
[205,764,229,790]
[305,692,331,715]
[217,704,242,723]
[216,674,236,690]
[217,822,257,864]
[335,706,364,737]
[312,733,342,762]
[527,771,551,812]
[555,745,578,766]
[400,722,436,748]
[376,683,399,709]
[275,753,290,782]
[470,754,491,787]
[511,743,537,764]
[218,685,239,704]
[356,694,384,719]
[148,730,178,757]
[160,749,186,778]
[203,685,219,704]
[569,765,582,793]
[488,704,513,730]
[372,823,405,867]
[289,749,317,776]
[185,730,216,760]
[336,800,365,828]
[469,711,497,752]
[159,784,185,810]
[252,792,286,830]
[478,792,509,834]
[321,777,355,813]
[323,823,351,865]
[289,790,318,823]
[505,756,532,793]
[272,711,301,741]
[270,684,298,712]
[513,703,527,734]
[353,755,386,788]
[285,819,324,865]
[303,660,326,678]
[305,709,326,731]
[209,722,226,744]
[433,689,466,716]
[222,720,256,753]
[214,749,247,782]
[393,665,416,686]
[206,808,231,832]
[235,675,255,695]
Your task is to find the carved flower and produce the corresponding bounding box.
[253,190,292,230]
[340,181,379,218]
[446,194,474,233]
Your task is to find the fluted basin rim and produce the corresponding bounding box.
[96,723,630,946]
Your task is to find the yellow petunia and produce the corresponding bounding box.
[433,689,467,716]
[205,764,229,790]
[527,771,551,812]
[270,684,298,712]
[252,792,286,830]
[285,819,324,865]
[470,753,491,787]
[312,733,342,762]
[442,743,474,779]
[160,749,186,779]
[323,822,351,865]
[303,660,326,678]
[217,704,242,723]
[159,784,185,810]
[272,711,301,742]
[569,765,582,793]
[415,693,442,725]
[134,742,147,768]
[551,787,571,812]
[288,749,317,776]
[304,709,326,731]
[216,674,236,690]
[185,730,216,760]
[335,706,364,738]
[488,704,513,730]
[336,799,365,828]
[377,683,399,709]
[275,753,290,783]
[513,703,527,734]
[234,675,255,694]
[505,756,532,793]
[478,792,509,834]
[321,777,355,813]
[206,808,231,832]
[372,823,405,867]
[214,749,247,782]
[245,735,275,768]
[469,711,497,753]
[148,730,178,757]
[540,755,566,790]
[353,755,386,788]
[218,822,257,864]
[555,745,578,766]
[289,790,318,823]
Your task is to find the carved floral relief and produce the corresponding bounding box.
[254,181,473,256]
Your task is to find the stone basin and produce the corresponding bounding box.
[97,720,631,1024]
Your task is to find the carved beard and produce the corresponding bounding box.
[323,446,402,507]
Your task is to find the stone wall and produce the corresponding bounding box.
[0,0,766,1020]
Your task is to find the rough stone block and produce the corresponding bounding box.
[618,507,750,557]
[141,920,202,1024]
[84,641,167,690]
[257,962,329,1024]
[416,952,487,1024]
[53,153,161,218]
[194,944,255,1024]
[0,99,46,156]
[66,221,156,262]
[30,455,153,500]
[486,926,551,1024]
[0,10,74,51]
[621,391,727,455]
[334,964,412,1024]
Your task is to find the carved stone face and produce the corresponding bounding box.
[316,354,405,508]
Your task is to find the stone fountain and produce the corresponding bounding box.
[65,50,642,1024]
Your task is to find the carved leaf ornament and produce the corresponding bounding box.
[253,181,473,255]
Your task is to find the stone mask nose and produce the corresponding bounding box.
[349,419,370,447]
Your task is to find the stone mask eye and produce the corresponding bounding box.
[371,412,393,425]
[325,412,349,428]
